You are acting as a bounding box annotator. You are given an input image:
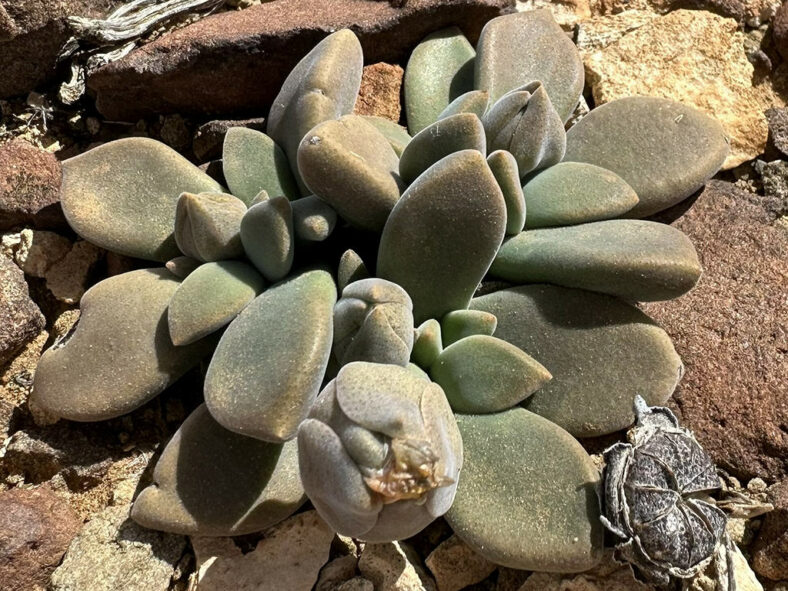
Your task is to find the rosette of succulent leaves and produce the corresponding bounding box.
[32,9,731,575]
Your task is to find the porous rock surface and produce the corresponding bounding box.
[87,0,514,120]
[584,9,781,168]
[751,479,788,580]
[0,255,45,366]
[644,181,788,481]
[424,534,496,591]
[0,139,64,231]
[192,511,334,590]
[50,503,187,591]
[355,62,405,121]
[358,540,437,590]
[0,484,81,591]
[773,0,788,60]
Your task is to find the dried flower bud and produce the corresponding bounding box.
[297,362,462,541]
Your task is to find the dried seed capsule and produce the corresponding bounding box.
[602,396,726,586]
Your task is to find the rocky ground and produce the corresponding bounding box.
[0,0,786,590]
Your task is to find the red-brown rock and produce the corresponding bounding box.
[0,1,123,98]
[0,484,81,591]
[0,256,45,366]
[775,1,788,61]
[88,0,514,121]
[643,181,788,481]
[355,62,405,122]
[0,139,64,231]
[752,479,788,580]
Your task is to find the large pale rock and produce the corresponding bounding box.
[516,0,592,28]
[50,504,186,591]
[425,535,496,591]
[194,511,334,591]
[358,541,437,591]
[584,9,782,168]
[574,10,659,55]
[590,0,781,26]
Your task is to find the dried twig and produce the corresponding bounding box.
[58,0,227,104]
[68,0,225,45]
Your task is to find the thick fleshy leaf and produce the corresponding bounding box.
[487,150,526,235]
[61,138,222,261]
[291,195,337,242]
[482,82,565,177]
[430,335,551,413]
[240,197,294,282]
[399,113,487,185]
[378,150,506,323]
[491,220,702,301]
[337,249,370,292]
[437,90,490,121]
[267,29,363,194]
[360,116,412,157]
[298,418,381,537]
[411,319,442,370]
[475,10,584,122]
[440,310,497,347]
[297,115,403,232]
[168,261,264,346]
[471,285,684,437]
[32,269,216,421]
[222,127,299,204]
[446,409,603,571]
[404,27,476,135]
[173,192,246,262]
[132,405,305,536]
[204,270,336,442]
[563,97,728,217]
[523,162,639,228]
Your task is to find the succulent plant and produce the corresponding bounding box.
[31,8,729,573]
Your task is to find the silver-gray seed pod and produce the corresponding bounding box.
[601,396,726,586]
